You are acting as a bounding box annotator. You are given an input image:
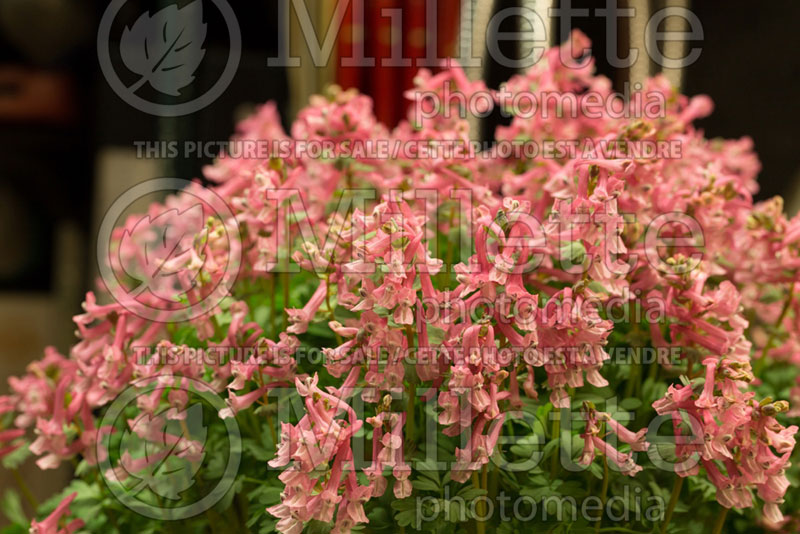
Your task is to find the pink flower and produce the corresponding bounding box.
[30,492,84,534]
[601,413,649,452]
[286,280,328,334]
[580,406,647,477]
[1,29,797,534]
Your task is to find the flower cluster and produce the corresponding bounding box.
[0,31,797,534]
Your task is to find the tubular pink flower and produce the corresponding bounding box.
[30,492,83,534]
[602,414,649,452]
[696,358,718,409]
[286,280,328,335]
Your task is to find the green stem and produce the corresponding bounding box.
[624,358,639,398]
[264,397,278,447]
[442,206,456,288]
[205,508,227,534]
[268,272,276,338]
[480,464,489,533]
[711,507,729,534]
[326,275,343,345]
[587,469,596,498]
[550,410,560,478]
[660,475,684,534]
[595,456,609,533]
[624,317,641,398]
[489,459,499,502]
[406,382,416,446]
[473,471,486,534]
[403,324,417,451]
[281,209,290,331]
[755,288,794,374]
[11,468,37,510]
[235,492,250,533]
[244,409,261,442]
[647,354,660,382]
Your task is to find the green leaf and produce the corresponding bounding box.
[427,325,446,345]
[37,480,106,532]
[0,490,26,526]
[391,498,416,512]
[558,480,586,498]
[446,499,467,522]
[367,507,390,527]
[74,459,92,477]
[520,477,563,500]
[620,397,642,411]
[246,509,266,528]
[687,474,718,502]
[412,478,441,492]
[243,438,273,462]
[395,509,416,527]
[306,519,333,533]
[456,487,486,501]
[642,377,668,405]
[509,434,542,457]
[589,461,604,480]
[253,304,269,326]
[1,446,30,470]
[542,436,560,461]
[559,240,587,265]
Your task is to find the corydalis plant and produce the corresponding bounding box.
[0,30,798,534]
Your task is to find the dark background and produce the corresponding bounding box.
[0,0,797,294]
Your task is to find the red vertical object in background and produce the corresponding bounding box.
[403,0,427,94]
[337,0,364,91]
[335,0,461,128]
[437,0,460,59]
[402,0,461,124]
[368,0,401,126]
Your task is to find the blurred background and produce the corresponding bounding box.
[0,0,797,497]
